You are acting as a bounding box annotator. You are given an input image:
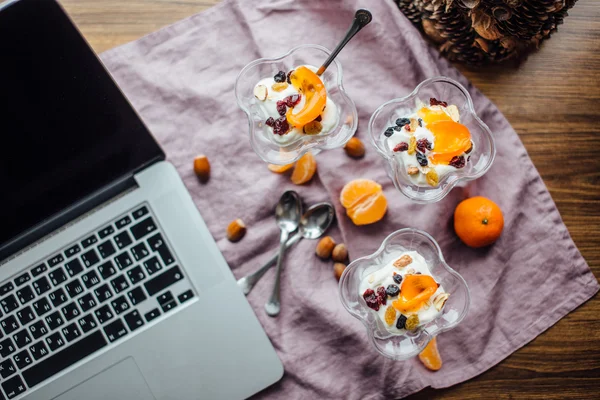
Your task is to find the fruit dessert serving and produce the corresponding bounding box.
[384,97,473,187]
[359,250,449,333]
[253,66,340,145]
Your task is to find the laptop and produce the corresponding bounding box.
[0,0,283,399]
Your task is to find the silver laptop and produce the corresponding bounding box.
[0,0,283,399]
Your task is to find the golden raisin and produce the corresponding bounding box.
[405,314,420,331]
[271,82,289,92]
[407,136,417,155]
[384,306,396,326]
[426,169,439,187]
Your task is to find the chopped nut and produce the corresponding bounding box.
[405,268,416,275]
[271,82,289,92]
[253,84,268,101]
[409,118,419,132]
[344,137,365,158]
[193,155,210,183]
[393,255,413,268]
[444,104,460,122]
[405,314,420,330]
[407,166,419,175]
[316,236,336,259]
[226,219,246,242]
[332,244,348,262]
[303,120,323,135]
[433,293,450,311]
[368,274,375,283]
[426,169,439,187]
[407,136,417,155]
[333,263,346,281]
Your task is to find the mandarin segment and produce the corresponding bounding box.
[428,120,472,164]
[393,275,438,313]
[339,179,388,225]
[417,107,453,124]
[267,163,294,173]
[287,66,327,127]
[290,152,317,185]
[418,337,443,371]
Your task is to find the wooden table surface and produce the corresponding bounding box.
[60,0,600,398]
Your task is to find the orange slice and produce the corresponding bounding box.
[267,163,294,173]
[290,152,316,184]
[417,107,453,125]
[340,179,387,225]
[428,120,471,164]
[286,67,327,128]
[418,337,443,371]
[392,275,438,313]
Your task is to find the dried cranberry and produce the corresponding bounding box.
[274,71,286,83]
[416,138,432,153]
[363,289,375,299]
[286,70,294,84]
[284,94,302,108]
[376,286,387,305]
[272,116,290,136]
[365,294,380,311]
[393,273,403,284]
[386,284,400,297]
[265,117,275,127]
[449,155,466,168]
[396,314,407,329]
[395,117,410,126]
[393,142,409,152]
[384,127,395,137]
[430,97,448,107]
[276,100,287,116]
[404,124,411,132]
[416,151,428,166]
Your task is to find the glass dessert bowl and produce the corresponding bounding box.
[235,44,358,165]
[339,228,470,360]
[369,76,495,203]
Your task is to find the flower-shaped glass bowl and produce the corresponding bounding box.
[235,44,358,165]
[368,76,496,203]
[339,228,470,360]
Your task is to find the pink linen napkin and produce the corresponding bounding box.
[99,0,599,398]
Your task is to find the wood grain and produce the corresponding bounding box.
[59,0,600,398]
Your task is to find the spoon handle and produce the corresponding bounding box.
[264,230,290,317]
[317,9,372,76]
[236,232,303,295]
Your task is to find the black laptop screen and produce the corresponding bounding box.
[0,0,164,246]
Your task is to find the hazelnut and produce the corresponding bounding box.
[407,166,419,175]
[344,137,365,158]
[393,255,413,268]
[193,155,210,183]
[253,84,268,101]
[332,243,348,262]
[333,263,346,281]
[316,236,336,259]
[226,219,246,242]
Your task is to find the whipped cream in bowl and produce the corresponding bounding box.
[339,228,470,360]
[235,44,357,165]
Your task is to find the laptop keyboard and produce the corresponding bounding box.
[0,204,196,399]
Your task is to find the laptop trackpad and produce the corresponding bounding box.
[53,358,155,400]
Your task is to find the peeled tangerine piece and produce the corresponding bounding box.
[392,274,438,314]
[287,66,327,128]
[417,107,453,125]
[428,120,472,165]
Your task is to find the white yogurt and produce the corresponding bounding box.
[254,65,339,146]
[358,251,446,334]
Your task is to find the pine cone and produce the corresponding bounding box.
[395,0,578,65]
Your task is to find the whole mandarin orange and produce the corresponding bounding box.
[454,196,504,248]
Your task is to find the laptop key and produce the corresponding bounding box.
[64,244,81,258]
[61,323,81,342]
[2,375,26,399]
[49,267,67,286]
[124,310,144,332]
[127,266,145,285]
[32,276,51,295]
[161,300,177,313]
[1,294,19,314]
[14,272,30,287]
[116,215,132,229]
[132,206,149,220]
[81,270,101,289]
[130,243,149,261]
[114,252,133,270]
[49,288,68,307]
[98,225,115,239]
[98,261,117,280]
[104,319,128,343]
[0,358,16,378]
[114,231,133,250]
[95,305,114,324]
[143,256,162,275]
[0,282,14,296]
[111,275,129,294]
[31,263,48,277]
[0,338,16,357]
[97,240,116,259]
[147,233,175,266]
[81,249,100,268]
[77,293,97,312]
[23,331,107,388]
[144,308,160,322]
[111,296,130,315]
[65,279,84,298]
[77,314,97,334]
[127,287,147,306]
[131,217,157,240]
[32,297,52,317]
[64,259,84,277]
[12,329,32,348]
[14,349,33,369]
[16,286,35,304]
[94,284,113,303]
[16,306,35,326]
[178,290,194,304]
[1,316,19,335]
[44,311,64,330]
[28,320,48,339]
[45,332,65,351]
[48,254,64,268]
[144,266,184,296]
[81,234,98,249]
[157,291,174,306]
[61,302,80,321]
[29,340,49,361]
